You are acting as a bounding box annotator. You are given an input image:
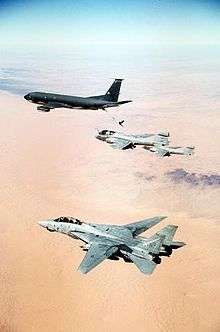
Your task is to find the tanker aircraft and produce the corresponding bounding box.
[24,79,131,112]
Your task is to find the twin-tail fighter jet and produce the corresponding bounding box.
[38,216,185,275]
[24,79,131,112]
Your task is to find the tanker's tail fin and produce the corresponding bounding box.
[104,79,123,102]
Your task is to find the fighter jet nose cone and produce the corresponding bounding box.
[38,221,48,228]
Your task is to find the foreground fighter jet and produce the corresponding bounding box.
[38,216,185,275]
[145,145,195,157]
[95,129,169,150]
[24,79,131,112]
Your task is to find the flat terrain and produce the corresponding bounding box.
[0,85,219,332]
[0,45,220,332]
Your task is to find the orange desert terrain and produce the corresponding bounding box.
[0,86,219,332]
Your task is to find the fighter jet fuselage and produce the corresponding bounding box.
[38,216,185,274]
[24,79,132,112]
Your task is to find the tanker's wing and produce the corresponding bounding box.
[78,242,118,274]
[125,216,167,236]
[37,101,71,112]
[111,138,133,150]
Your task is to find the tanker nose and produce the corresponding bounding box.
[24,93,31,100]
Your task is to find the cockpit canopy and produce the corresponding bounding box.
[54,217,82,225]
[99,130,115,135]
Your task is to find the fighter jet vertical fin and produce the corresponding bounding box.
[125,216,167,236]
[126,253,157,275]
[156,225,178,246]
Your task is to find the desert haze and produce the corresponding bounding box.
[0,46,220,332]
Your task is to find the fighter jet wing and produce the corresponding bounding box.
[111,138,133,150]
[153,146,170,157]
[78,242,118,274]
[126,252,157,275]
[125,216,167,236]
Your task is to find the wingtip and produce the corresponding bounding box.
[159,216,168,221]
[78,266,88,274]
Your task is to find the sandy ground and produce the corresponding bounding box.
[0,91,220,332]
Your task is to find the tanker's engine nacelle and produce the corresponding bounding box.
[37,106,51,112]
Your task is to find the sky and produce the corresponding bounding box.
[0,0,220,48]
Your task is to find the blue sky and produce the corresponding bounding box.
[0,0,220,48]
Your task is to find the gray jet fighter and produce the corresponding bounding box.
[96,129,170,150]
[24,79,131,112]
[38,216,185,275]
[145,144,195,157]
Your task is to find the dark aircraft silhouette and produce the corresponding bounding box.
[24,79,132,112]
